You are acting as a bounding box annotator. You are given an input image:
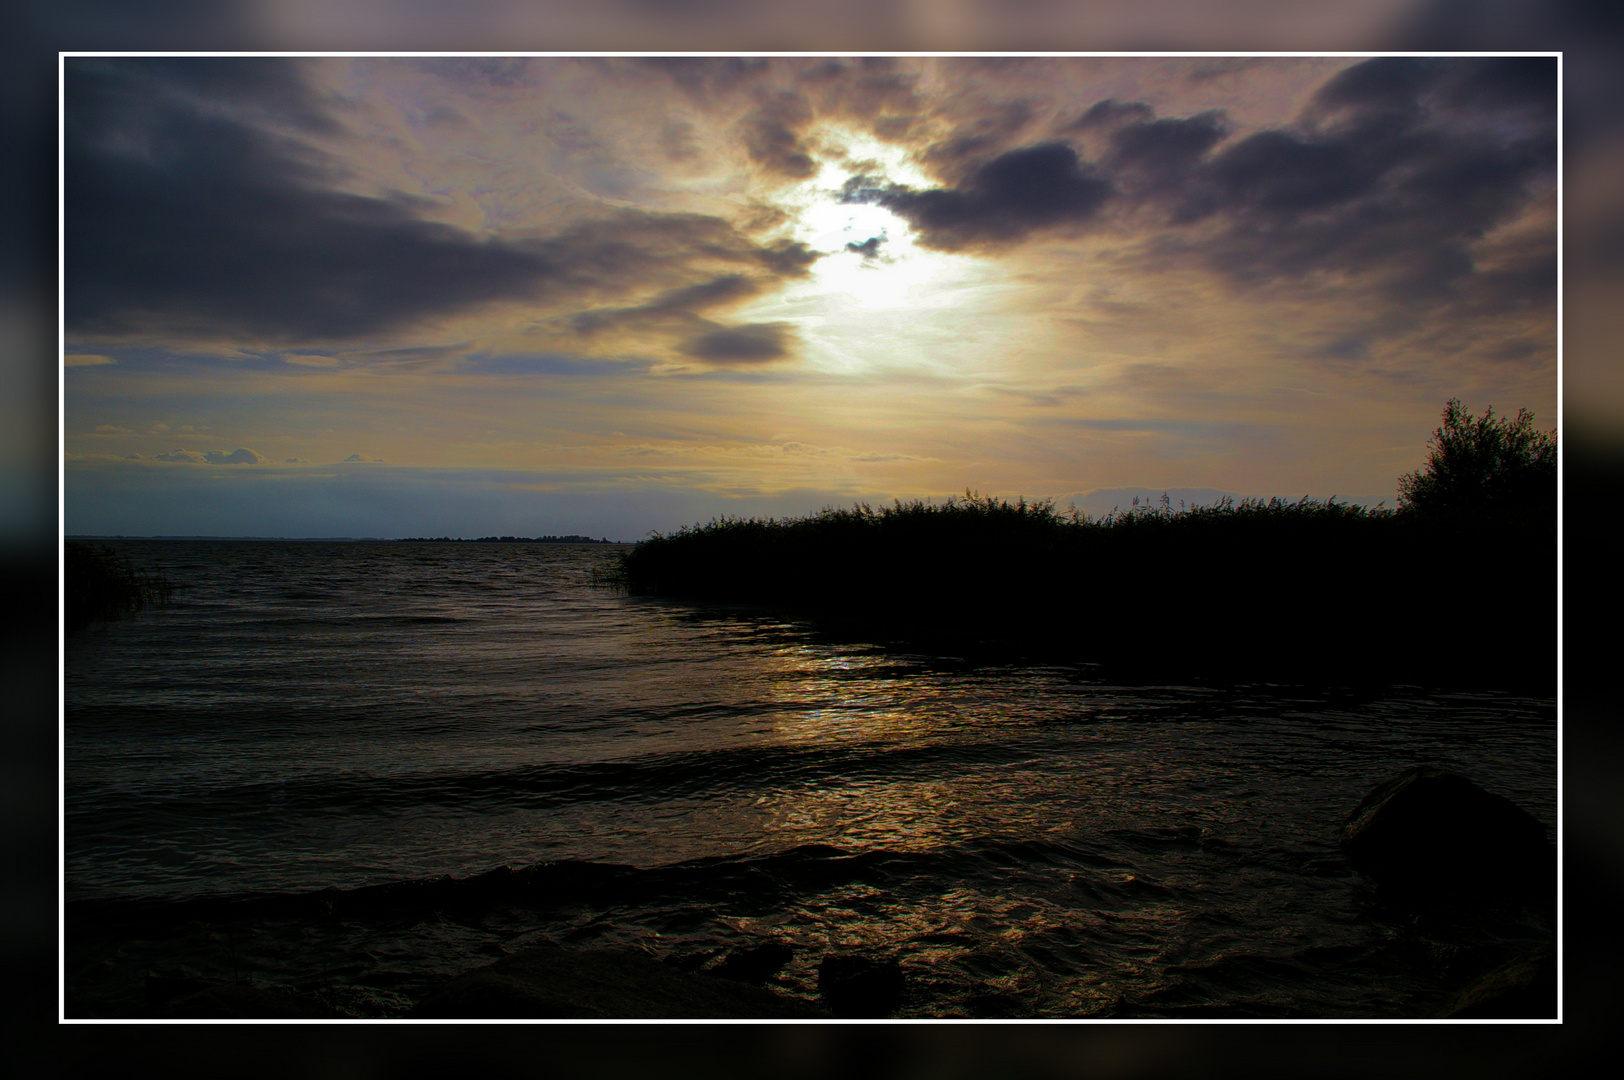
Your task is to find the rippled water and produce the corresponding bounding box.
[65,540,1557,1017]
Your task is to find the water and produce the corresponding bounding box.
[65,540,1557,1017]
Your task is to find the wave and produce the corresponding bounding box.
[69,737,1058,821]
[66,832,1183,927]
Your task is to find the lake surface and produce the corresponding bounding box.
[64,540,1557,1017]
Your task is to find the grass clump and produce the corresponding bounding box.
[66,543,174,631]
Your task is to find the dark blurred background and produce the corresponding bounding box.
[14,1,1614,1072]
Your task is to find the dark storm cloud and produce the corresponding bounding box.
[1104,111,1229,196]
[843,142,1112,250]
[680,322,793,364]
[1164,56,1557,300]
[1438,56,1560,118]
[65,59,818,345]
[66,97,548,339]
[845,236,885,258]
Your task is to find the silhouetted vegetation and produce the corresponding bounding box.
[1398,398,1556,518]
[618,401,1556,690]
[65,542,174,630]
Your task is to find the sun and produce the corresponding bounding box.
[771,129,965,310]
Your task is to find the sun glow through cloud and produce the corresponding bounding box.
[737,127,1006,373]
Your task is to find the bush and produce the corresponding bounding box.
[1397,399,1556,516]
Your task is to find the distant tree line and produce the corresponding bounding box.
[395,535,617,544]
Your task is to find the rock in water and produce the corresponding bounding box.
[817,954,905,1018]
[1339,766,1552,903]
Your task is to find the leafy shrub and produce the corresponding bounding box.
[1398,398,1556,516]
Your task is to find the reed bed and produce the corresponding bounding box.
[618,492,1552,689]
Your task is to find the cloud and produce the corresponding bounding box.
[203,448,263,464]
[1024,57,1559,358]
[659,118,701,162]
[918,99,1042,180]
[821,56,1552,338]
[738,90,817,180]
[458,352,656,378]
[800,58,925,140]
[1104,111,1229,197]
[1165,58,1557,296]
[680,322,794,364]
[65,354,117,367]
[1062,98,1155,131]
[843,142,1113,250]
[647,57,774,104]
[566,273,763,337]
[154,447,263,464]
[65,58,820,347]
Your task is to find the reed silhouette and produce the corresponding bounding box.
[619,401,1555,689]
[64,542,174,631]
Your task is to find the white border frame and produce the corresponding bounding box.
[57,49,1564,1027]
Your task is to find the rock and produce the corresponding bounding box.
[817,953,905,1018]
[1439,944,1557,1018]
[1339,766,1552,903]
[409,943,827,1018]
[709,940,794,984]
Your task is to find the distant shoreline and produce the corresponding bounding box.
[66,535,631,544]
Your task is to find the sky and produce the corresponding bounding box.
[62,55,1557,539]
